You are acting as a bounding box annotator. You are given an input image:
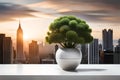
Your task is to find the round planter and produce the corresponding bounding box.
[56,48,82,71]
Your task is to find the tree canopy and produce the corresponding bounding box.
[46,15,93,48]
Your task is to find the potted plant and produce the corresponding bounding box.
[45,15,93,71]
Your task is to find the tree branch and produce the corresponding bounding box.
[59,43,65,48]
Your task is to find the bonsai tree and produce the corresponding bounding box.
[45,15,93,48]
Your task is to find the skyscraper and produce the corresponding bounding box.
[4,37,13,64]
[102,29,113,51]
[0,34,13,64]
[102,29,107,51]
[29,40,39,64]
[99,44,104,63]
[16,21,25,63]
[114,39,120,64]
[118,39,120,46]
[103,51,114,64]
[0,34,5,63]
[89,39,99,64]
[102,29,113,64]
[108,29,113,51]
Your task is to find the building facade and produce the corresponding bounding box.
[16,21,25,63]
[4,37,13,64]
[114,39,120,64]
[102,29,113,51]
[103,51,114,64]
[0,34,13,64]
[0,34,5,64]
[89,39,99,64]
[29,40,39,64]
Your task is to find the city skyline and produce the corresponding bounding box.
[0,0,120,44]
[0,26,120,64]
[0,0,120,64]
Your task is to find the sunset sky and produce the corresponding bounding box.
[0,0,120,44]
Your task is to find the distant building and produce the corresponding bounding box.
[89,39,99,64]
[0,34,5,64]
[103,51,114,64]
[13,47,16,64]
[102,29,113,51]
[0,34,13,64]
[99,51,104,64]
[99,44,102,51]
[41,58,55,64]
[118,39,120,46]
[16,21,25,63]
[102,29,114,64]
[114,39,120,64]
[29,40,39,64]
[99,44,103,63]
[4,37,13,64]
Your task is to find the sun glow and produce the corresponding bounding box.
[23,34,29,40]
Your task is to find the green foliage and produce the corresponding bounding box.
[46,15,93,48]
[60,25,70,33]
[66,30,78,42]
[69,20,78,27]
[60,18,70,25]
[46,33,64,44]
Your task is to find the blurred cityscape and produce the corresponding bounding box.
[0,22,120,64]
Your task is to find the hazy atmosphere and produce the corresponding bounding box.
[0,0,120,43]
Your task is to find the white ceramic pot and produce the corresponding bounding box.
[56,48,82,71]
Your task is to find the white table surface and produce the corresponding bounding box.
[0,64,120,80]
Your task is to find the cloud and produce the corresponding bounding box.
[0,3,37,22]
[38,0,120,10]
[0,0,43,4]
[59,10,120,23]
[1,0,118,23]
[80,0,120,9]
[28,0,120,24]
